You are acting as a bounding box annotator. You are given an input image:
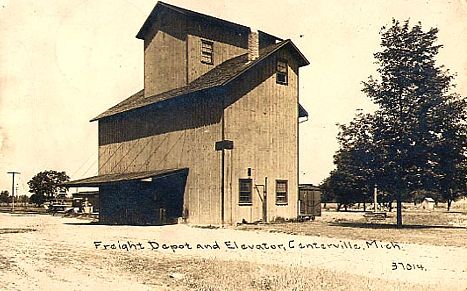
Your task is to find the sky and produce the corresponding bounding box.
[0,0,466,195]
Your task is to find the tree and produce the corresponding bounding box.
[29,193,47,207]
[27,170,70,200]
[361,19,467,226]
[0,190,10,204]
[321,169,360,211]
[319,177,336,208]
[17,195,29,205]
[334,112,379,210]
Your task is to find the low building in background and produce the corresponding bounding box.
[421,197,435,210]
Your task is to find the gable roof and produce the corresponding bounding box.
[137,1,250,40]
[91,40,309,121]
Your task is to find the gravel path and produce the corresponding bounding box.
[1,213,465,290]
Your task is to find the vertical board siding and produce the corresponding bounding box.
[144,10,188,97]
[186,20,248,83]
[144,12,248,98]
[98,96,223,225]
[224,50,299,224]
[187,34,247,83]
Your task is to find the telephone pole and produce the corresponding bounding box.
[7,171,20,212]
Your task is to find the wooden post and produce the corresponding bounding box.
[262,177,267,223]
[7,171,20,213]
[374,184,378,213]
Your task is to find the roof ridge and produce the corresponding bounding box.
[137,1,250,40]
[91,40,308,121]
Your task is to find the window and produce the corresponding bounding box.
[276,180,288,205]
[239,179,252,205]
[276,59,288,85]
[201,40,213,64]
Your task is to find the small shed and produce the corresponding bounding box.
[298,184,321,220]
[421,197,435,210]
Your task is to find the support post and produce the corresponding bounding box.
[7,171,20,213]
[262,177,267,223]
[374,184,378,213]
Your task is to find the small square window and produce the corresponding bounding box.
[239,179,252,205]
[201,40,213,65]
[276,59,288,85]
[276,180,288,205]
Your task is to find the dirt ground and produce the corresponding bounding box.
[1,211,466,291]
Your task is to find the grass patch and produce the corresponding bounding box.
[237,210,467,247]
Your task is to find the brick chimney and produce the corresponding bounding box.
[248,30,259,61]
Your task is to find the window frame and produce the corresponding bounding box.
[275,180,288,205]
[239,178,253,206]
[276,59,288,85]
[201,39,214,65]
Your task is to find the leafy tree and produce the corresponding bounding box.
[29,193,46,207]
[27,170,70,200]
[0,190,10,204]
[327,19,466,225]
[319,177,335,205]
[360,19,467,226]
[334,112,379,209]
[320,169,361,211]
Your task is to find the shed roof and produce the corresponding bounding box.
[299,184,321,190]
[63,168,186,187]
[92,40,309,121]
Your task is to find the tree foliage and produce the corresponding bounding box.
[326,19,466,225]
[0,190,10,204]
[27,170,70,199]
[320,169,361,211]
[29,193,47,206]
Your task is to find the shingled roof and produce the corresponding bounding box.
[64,168,187,187]
[91,40,309,121]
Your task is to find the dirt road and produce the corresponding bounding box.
[1,213,465,290]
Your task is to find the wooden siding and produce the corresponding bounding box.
[223,50,299,224]
[144,9,188,97]
[98,95,223,225]
[143,11,248,97]
[186,19,248,82]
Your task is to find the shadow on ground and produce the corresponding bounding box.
[62,221,178,227]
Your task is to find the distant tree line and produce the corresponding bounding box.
[0,190,30,205]
[320,19,466,226]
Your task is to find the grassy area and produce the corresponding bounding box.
[113,255,439,291]
[0,205,46,214]
[237,210,467,247]
[55,251,437,291]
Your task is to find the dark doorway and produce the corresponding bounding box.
[98,169,188,225]
[152,169,188,224]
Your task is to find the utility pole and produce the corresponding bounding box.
[7,171,20,212]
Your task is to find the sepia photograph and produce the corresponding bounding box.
[1,0,466,290]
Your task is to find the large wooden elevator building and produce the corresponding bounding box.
[66,1,310,225]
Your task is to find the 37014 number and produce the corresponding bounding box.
[392,262,426,271]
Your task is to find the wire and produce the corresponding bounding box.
[70,152,96,177]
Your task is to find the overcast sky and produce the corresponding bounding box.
[1,0,466,194]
